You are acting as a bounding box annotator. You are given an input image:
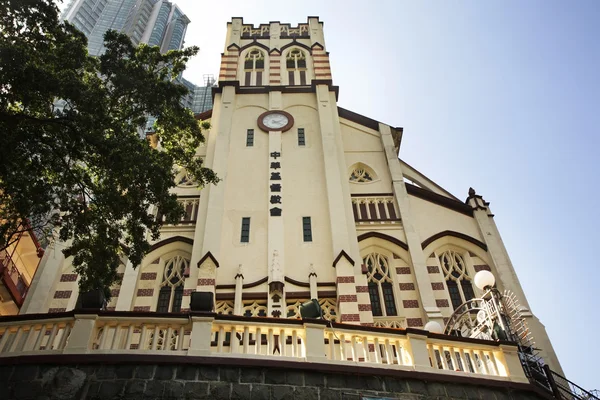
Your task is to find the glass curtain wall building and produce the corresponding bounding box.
[61,0,190,56]
[61,0,211,133]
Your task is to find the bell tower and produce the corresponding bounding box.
[190,17,370,324]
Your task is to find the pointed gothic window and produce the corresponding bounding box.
[157,256,188,312]
[286,49,307,85]
[439,250,475,309]
[364,253,397,317]
[243,49,265,86]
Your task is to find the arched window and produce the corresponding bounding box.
[439,250,475,309]
[243,49,265,86]
[349,163,377,183]
[286,49,307,85]
[364,253,397,317]
[157,256,188,312]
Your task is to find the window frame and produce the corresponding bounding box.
[243,49,265,86]
[240,217,251,243]
[439,250,476,310]
[364,253,398,317]
[297,128,306,146]
[302,216,312,242]
[246,129,254,147]
[156,255,188,313]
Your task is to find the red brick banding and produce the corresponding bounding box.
[53,290,72,299]
[183,289,194,296]
[406,318,423,327]
[355,286,369,293]
[140,272,157,280]
[338,295,357,303]
[133,306,150,312]
[396,267,411,275]
[427,266,440,274]
[59,274,78,282]
[340,314,360,322]
[399,283,415,291]
[403,300,419,308]
[336,276,355,284]
[358,304,372,311]
[474,265,491,272]
[436,299,450,308]
[137,289,154,297]
[431,282,445,290]
[48,308,67,313]
[198,278,216,286]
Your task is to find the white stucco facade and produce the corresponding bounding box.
[22,17,562,374]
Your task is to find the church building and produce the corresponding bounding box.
[21,16,563,382]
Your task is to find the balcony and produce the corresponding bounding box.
[351,194,401,226]
[0,250,29,307]
[0,311,527,383]
[154,197,199,228]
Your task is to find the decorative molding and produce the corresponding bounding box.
[216,277,268,290]
[198,251,220,269]
[332,250,355,268]
[280,39,312,53]
[213,80,340,101]
[421,231,488,252]
[406,184,473,217]
[148,236,193,253]
[357,232,409,251]
[239,39,270,52]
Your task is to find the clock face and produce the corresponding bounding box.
[257,111,294,132]
[262,113,289,129]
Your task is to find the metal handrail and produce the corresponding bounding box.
[543,365,599,400]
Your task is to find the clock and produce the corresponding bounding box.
[258,110,294,132]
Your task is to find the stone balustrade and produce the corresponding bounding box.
[0,311,528,384]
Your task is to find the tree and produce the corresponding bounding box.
[0,0,218,295]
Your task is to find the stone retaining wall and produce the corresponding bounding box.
[0,362,553,400]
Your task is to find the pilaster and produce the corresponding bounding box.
[234,265,244,315]
[20,240,67,314]
[115,261,139,311]
[379,123,442,325]
[190,86,236,284]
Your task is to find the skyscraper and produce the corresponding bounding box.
[61,0,190,56]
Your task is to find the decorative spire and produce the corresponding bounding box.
[235,264,244,279]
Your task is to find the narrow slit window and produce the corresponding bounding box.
[288,71,295,86]
[302,216,312,242]
[297,128,305,146]
[241,217,251,243]
[246,129,254,147]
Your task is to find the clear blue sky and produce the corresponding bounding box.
[61,0,600,390]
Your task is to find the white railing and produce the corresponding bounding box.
[210,318,305,359]
[91,316,191,353]
[0,316,74,354]
[0,311,527,383]
[351,194,401,224]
